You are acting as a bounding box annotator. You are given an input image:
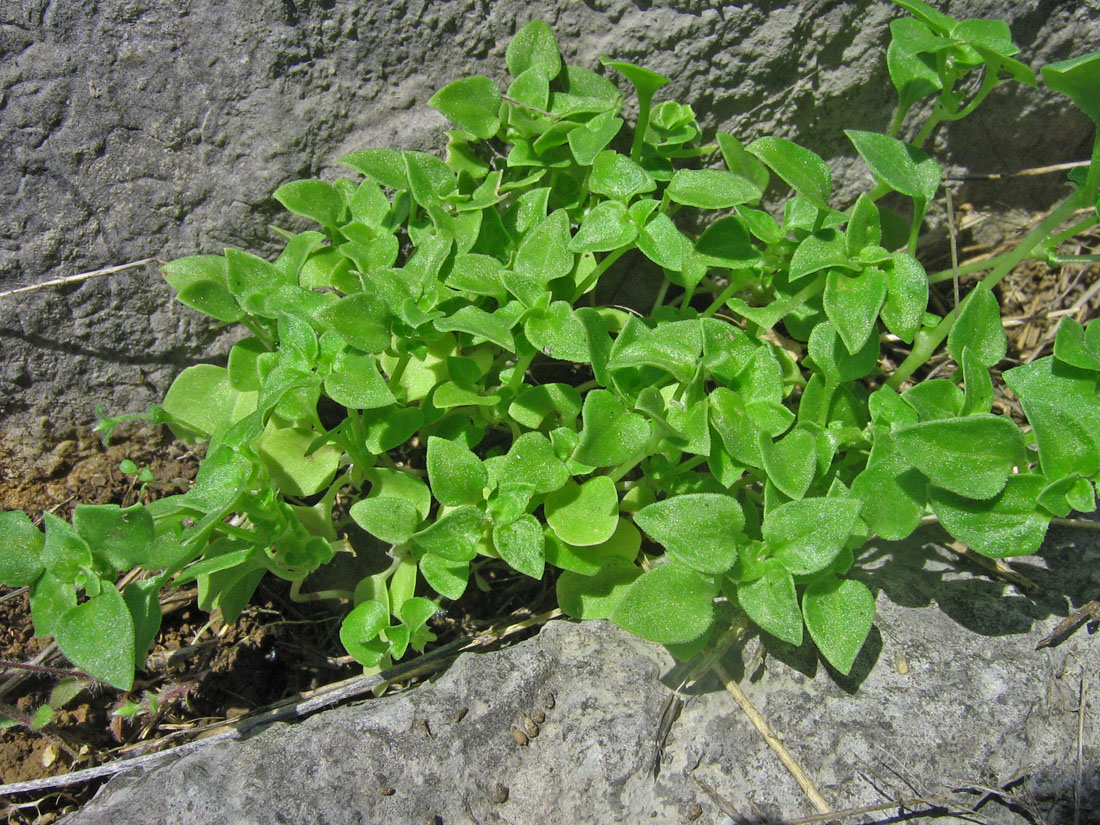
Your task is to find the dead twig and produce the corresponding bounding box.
[0,258,158,299]
[1035,601,1100,649]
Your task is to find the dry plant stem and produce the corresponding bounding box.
[0,258,158,299]
[710,659,833,817]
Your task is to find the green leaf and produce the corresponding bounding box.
[846,194,882,255]
[162,364,240,443]
[420,554,469,600]
[545,477,620,547]
[72,504,154,570]
[349,497,422,546]
[1042,51,1100,126]
[324,350,396,410]
[737,559,803,646]
[960,346,995,416]
[429,76,502,140]
[411,506,483,562]
[273,180,344,229]
[493,431,571,495]
[850,449,926,541]
[316,294,391,354]
[434,305,516,352]
[493,514,545,579]
[55,582,135,689]
[634,493,742,575]
[902,378,964,420]
[823,267,887,354]
[762,497,862,576]
[717,133,770,195]
[556,558,642,620]
[257,425,341,497]
[758,427,817,501]
[339,600,390,667]
[611,562,716,645]
[747,137,832,211]
[0,511,45,586]
[573,389,652,467]
[947,287,1006,367]
[570,201,638,253]
[789,230,855,283]
[881,253,928,342]
[1054,318,1100,372]
[123,578,163,668]
[887,18,945,114]
[426,436,487,506]
[42,513,92,583]
[666,169,762,209]
[568,112,624,166]
[845,131,940,204]
[508,383,582,430]
[635,211,685,271]
[892,414,1026,499]
[1003,357,1100,480]
[802,577,875,675]
[506,20,562,80]
[514,209,574,286]
[696,217,759,269]
[341,147,409,191]
[600,58,670,100]
[589,151,656,201]
[807,320,880,383]
[29,572,76,638]
[930,473,1050,558]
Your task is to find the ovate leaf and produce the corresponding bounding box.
[802,577,875,675]
[930,473,1050,558]
[611,562,717,644]
[762,498,862,576]
[55,583,135,690]
[634,493,743,575]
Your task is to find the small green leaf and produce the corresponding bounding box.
[747,137,832,211]
[823,267,887,354]
[324,350,396,410]
[72,504,154,571]
[274,180,345,229]
[717,133,770,195]
[1042,51,1100,126]
[258,425,341,497]
[758,427,817,501]
[666,169,762,209]
[426,436,487,506]
[570,201,638,253]
[42,513,92,583]
[349,497,422,546]
[737,559,803,646]
[317,294,392,354]
[341,147,409,191]
[568,112,624,166]
[763,497,862,576]
[507,20,562,80]
[514,209,574,285]
[611,562,716,645]
[636,211,685,271]
[845,130,940,204]
[802,577,875,675]
[556,558,641,620]
[589,151,656,201]
[29,571,76,638]
[508,383,582,430]
[789,230,855,283]
[420,554,469,601]
[493,432,571,495]
[162,364,240,443]
[892,415,1026,499]
[960,346,994,416]
[1054,318,1100,372]
[55,582,135,689]
[493,514,545,579]
[634,493,742,575]
[881,253,928,342]
[600,58,670,100]
[930,473,1050,558]
[411,506,483,563]
[545,477,620,547]
[807,320,880,383]
[947,287,1006,368]
[573,389,652,467]
[846,194,882,255]
[339,600,390,667]
[850,450,926,541]
[0,511,45,586]
[429,76,502,140]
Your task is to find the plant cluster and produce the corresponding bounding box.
[2,0,1099,693]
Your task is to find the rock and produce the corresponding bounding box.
[62,522,1100,824]
[2,1,1099,442]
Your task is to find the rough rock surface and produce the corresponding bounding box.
[2,0,1099,444]
[62,523,1100,825]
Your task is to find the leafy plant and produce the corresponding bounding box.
[2,0,1099,689]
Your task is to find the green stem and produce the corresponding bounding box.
[652,278,670,313]
[573,246,631,301]
[631,94,654,164]
[888,168,1097,388]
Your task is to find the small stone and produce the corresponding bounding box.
[531,709,546,724]
[378,784,396,797]
[511,726,528,746]
[452,706,468,723]
[686,802,703,820]
[488,782,509,804]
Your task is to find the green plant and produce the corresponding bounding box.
[2,0,1099,690]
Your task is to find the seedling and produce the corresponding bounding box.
[1,0,1098,691]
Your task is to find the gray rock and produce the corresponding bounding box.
[2,0,1099,444]
[62,522,1100,825]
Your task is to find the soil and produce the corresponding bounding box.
[0,216,1096,824]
